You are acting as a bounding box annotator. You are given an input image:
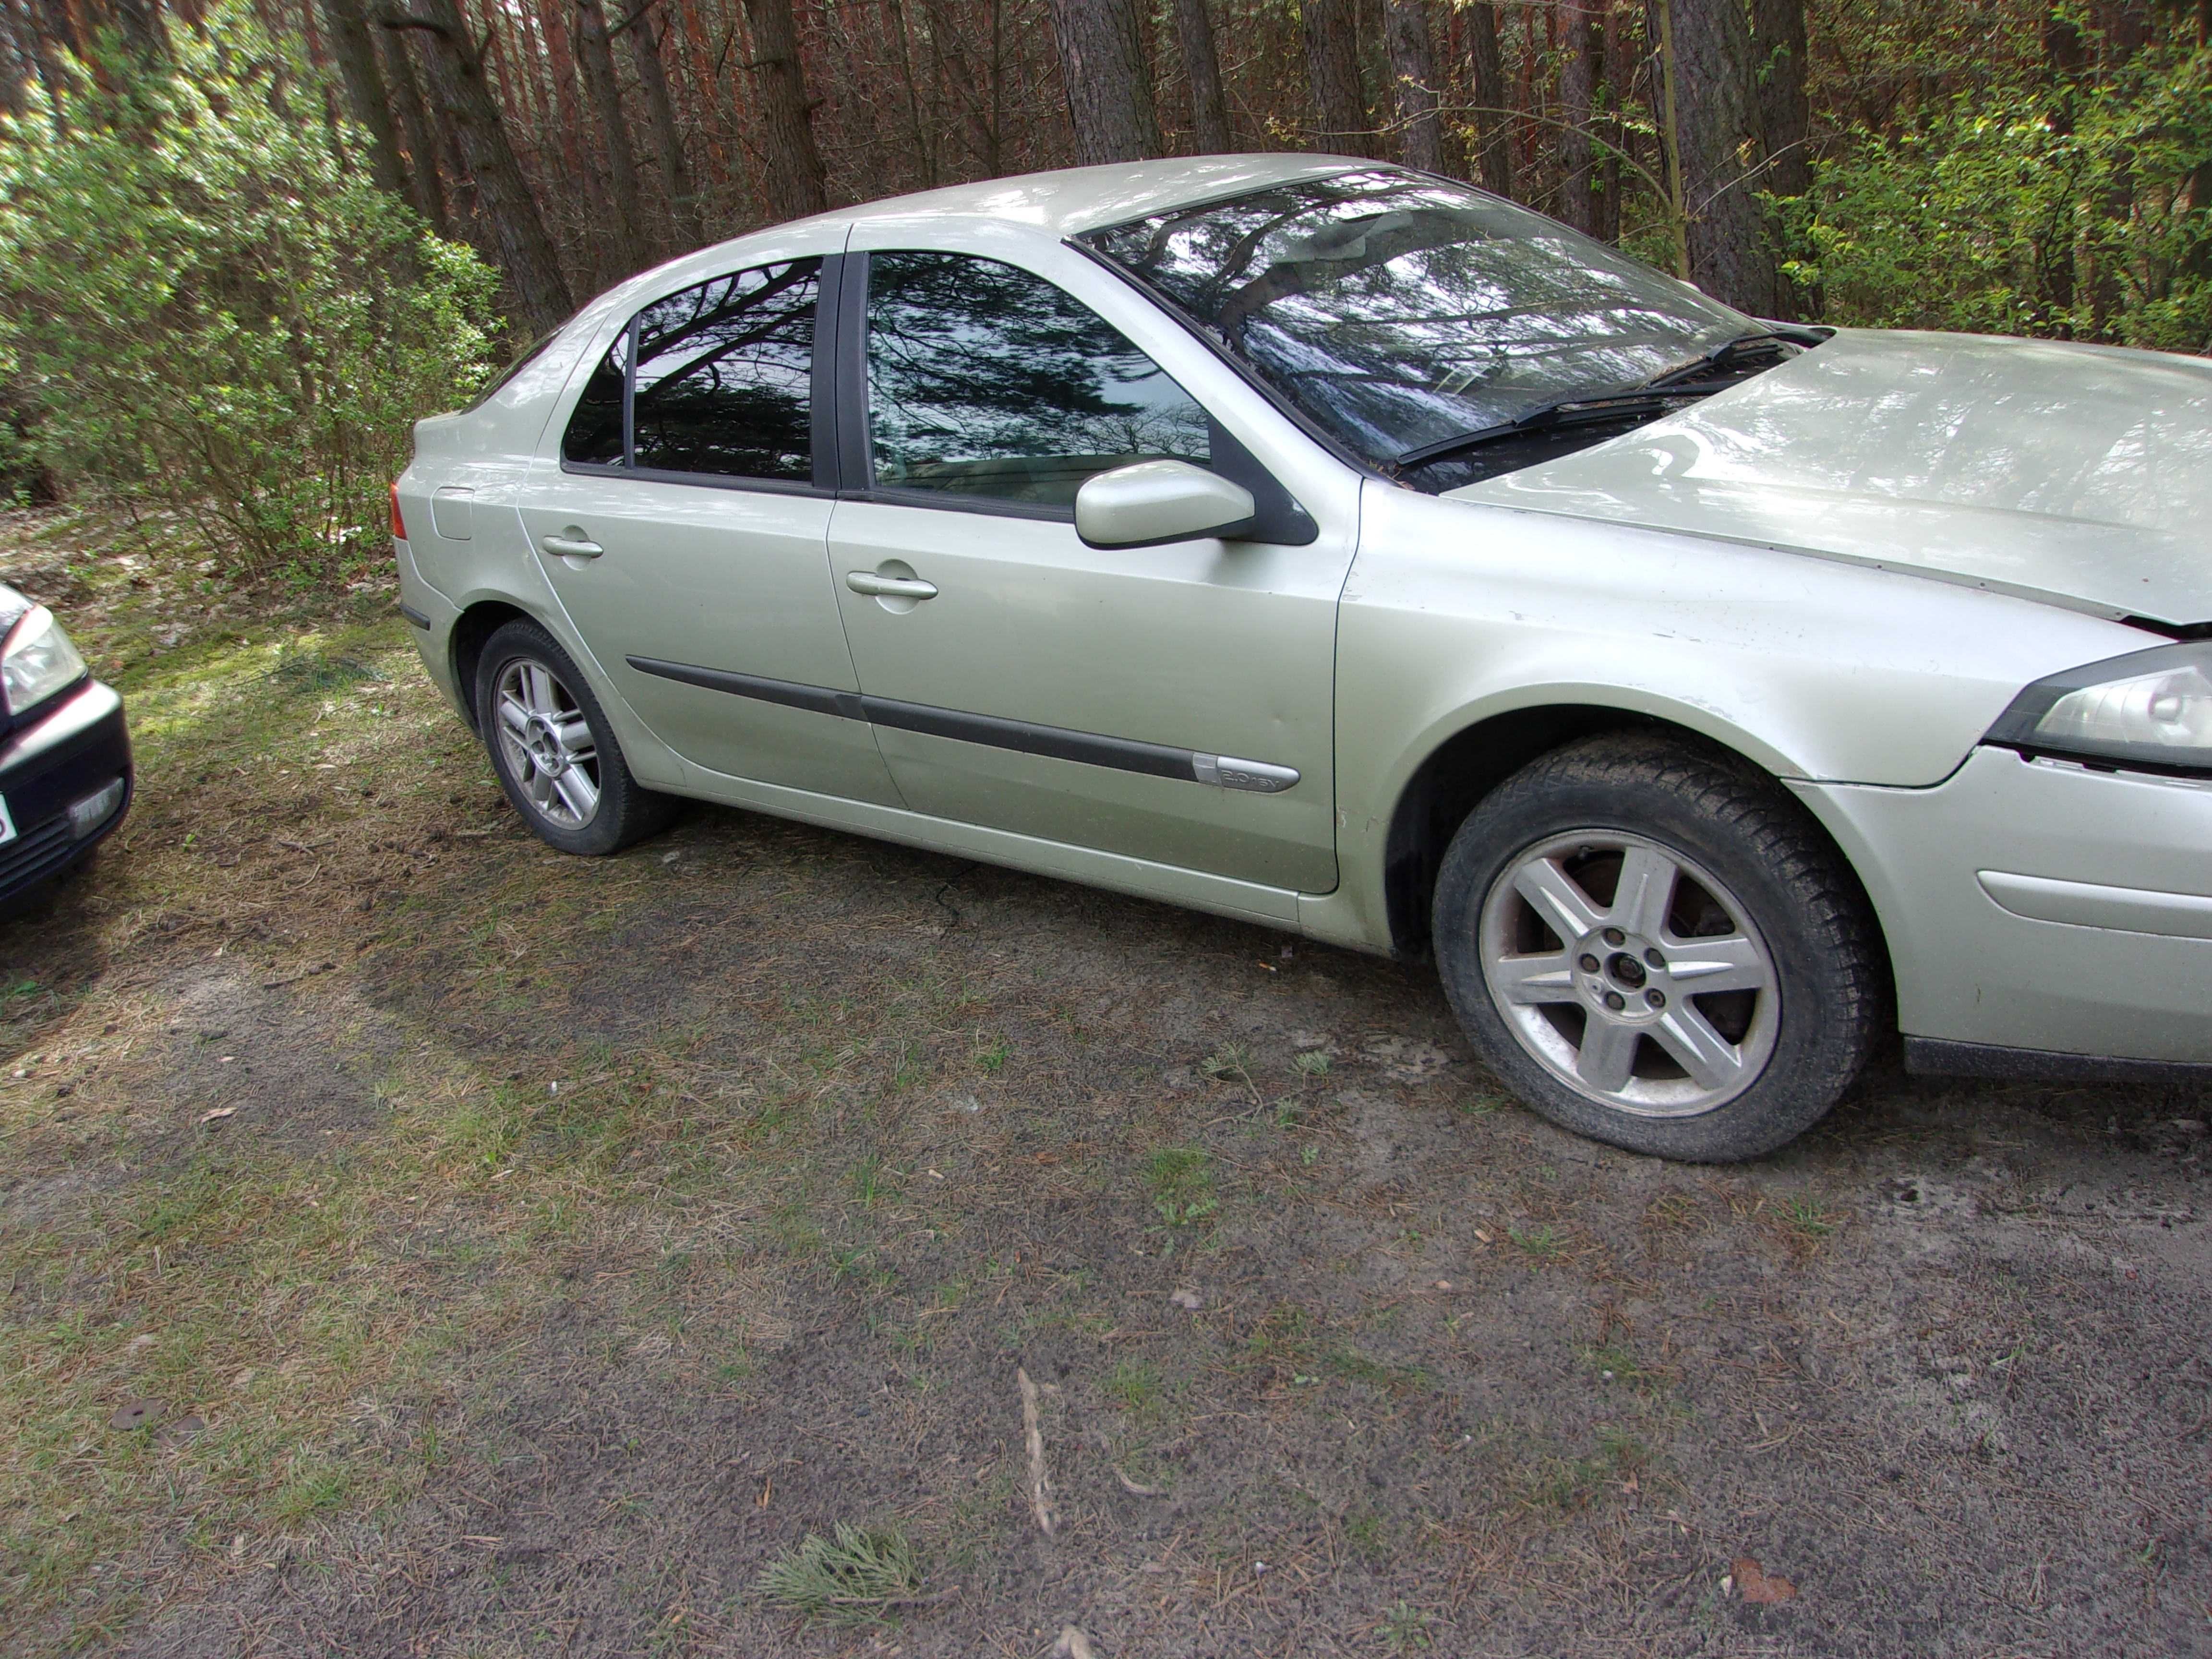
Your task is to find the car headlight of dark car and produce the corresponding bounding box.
[1986,641,2212,775]
[0,605,89,717]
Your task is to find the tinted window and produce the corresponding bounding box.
[1080,168,1757,480]
[561,328,628,466]
[632,260,819,479]
[865,252,1209,508]
[559,259,820,479]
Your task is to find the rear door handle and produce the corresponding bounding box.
[541,534,603,559]
[845,571,938,600]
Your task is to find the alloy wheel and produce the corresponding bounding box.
[1477,830,1779,1118]
[493,657,601,830]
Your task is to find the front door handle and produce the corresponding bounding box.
[542,533,604,559]
[845,571,938,601]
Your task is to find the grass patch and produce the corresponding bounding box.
[1327,1345,1432,1395]
[1507,1222,1565,1263]
[1783,1191,1839,1238]
[1144,1146,1217,1248]
[266,648,387,692]
[1104,1358,1162,1416]
[754,1521,926,1624]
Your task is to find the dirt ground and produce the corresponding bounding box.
[2,509,2209,1658]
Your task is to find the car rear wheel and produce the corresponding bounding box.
[1431,732,1881,1161]
[474,619,677,856]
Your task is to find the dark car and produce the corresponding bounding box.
[0,584,130,904]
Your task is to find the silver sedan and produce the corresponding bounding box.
[394,156,2212,1160]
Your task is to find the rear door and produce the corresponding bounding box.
[516,254,900,805]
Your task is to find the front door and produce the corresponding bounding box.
[826,250,1349,893]
[517,254,900,805]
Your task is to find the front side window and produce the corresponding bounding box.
[1081,168,1771,490]
[865,251,1210,508]
[560,257,821,482]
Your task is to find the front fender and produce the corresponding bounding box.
[1299,484,2154,956]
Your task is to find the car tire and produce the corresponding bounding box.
[474,619,678,856]
[1431,731,1882,1161]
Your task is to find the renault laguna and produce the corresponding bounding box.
[393,156,2212,1160]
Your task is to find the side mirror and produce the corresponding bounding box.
[1074,460,1257,551]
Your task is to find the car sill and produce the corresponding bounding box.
[673,754,1305,927]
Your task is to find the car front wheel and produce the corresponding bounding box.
[474,619,676,856]
[1432,733,1881,1161]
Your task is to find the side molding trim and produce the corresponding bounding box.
[625,655,1299,793]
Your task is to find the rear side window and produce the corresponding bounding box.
[561,330,628,465]
[864,251,1210,508]
[559,257,821,482]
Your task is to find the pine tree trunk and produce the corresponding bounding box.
[1383,0,1444,172]
[1594,4,1625,241]
[382,0,575,334]
[621,2,704,250]
[323,0,410,200]
[740,0,830,221]
[1174,0,1231,153]
[379,23,452,234]
[1464,0,1513,194]
[1046,0,1163,165]
[1751,0,1809,199]
[1659,0,1775,313]
[1750,0,1808,314]
[1301,0,1372,156]
[1558,0,1594,231]
[573,0,651,272]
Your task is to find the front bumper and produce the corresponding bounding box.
[1793,747,2212,1066]
[0,678,132,902]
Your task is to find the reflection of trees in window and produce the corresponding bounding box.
[630,259,819,480]
[1087,171,1743,464]
[866,252,1208,505]
[561,331,629,466]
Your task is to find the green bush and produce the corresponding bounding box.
[0,5,498,576]
[1794,44,2212,351]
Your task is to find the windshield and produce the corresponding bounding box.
[1079,168,1756,479]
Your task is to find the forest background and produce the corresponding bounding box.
[0,0,2208,577]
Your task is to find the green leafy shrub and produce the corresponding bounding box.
[0,4,498,577]
[1794,44,2212,351]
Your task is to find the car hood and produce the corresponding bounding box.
[1445,328,2212,626]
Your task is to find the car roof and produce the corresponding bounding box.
[799,153,1368,240]
[560,155,1380,369]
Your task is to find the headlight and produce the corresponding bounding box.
[1,606,89,716]
[1985,641,2212,774]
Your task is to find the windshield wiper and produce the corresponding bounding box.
[1391,327,1832,475]
[1390,388,1708,474]
[1639,326,1826,390]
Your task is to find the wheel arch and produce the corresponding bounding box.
[1379,700,1887,975]
[447,600,540,734]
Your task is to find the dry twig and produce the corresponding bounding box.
[1017,1366,1055,1537]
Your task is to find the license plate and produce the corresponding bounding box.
[0,794,14,847]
